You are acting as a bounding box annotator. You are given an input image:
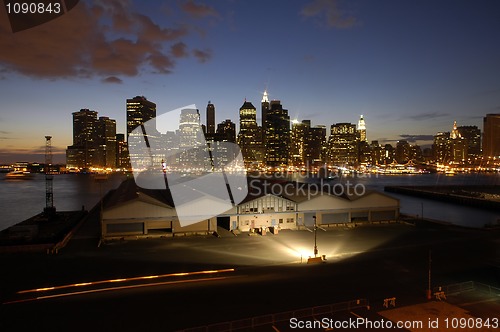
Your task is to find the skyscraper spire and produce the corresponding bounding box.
[450,120,461,139]
[262,90,269,103]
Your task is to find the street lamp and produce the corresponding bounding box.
[313,215,318,257]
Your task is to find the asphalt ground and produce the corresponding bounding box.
[0,210,499,331]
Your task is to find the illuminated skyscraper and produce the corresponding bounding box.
[95,116,117,168]
[206,101,215,138]
[116,133,130,170]
[433,132,450,163]
[179,108,206,167]
[126,96,159,166]
[291,120,325,167]
[395,140,410,164]
[216,119,236,143]
[457,125,481,159]
[66,109,98,168]
[327,123,358,166]
[261,90,269,135]
[237,100,263,165]
[126,96,156,139]
[483,113,500,158]
[264,100,290,167]
[449,120,467,163]
[357,115,367,142]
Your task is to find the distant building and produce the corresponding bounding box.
[483,114,500,158]
[116,133,130,170]
[433,132,451,163]
[395,140,410,164]
[66,109,98,169]
[261,90,270,141]
[206,101,216,140]
[357,115,367,142]
[370,140,383,165]
[449,121,467,163]
[95,116,116,169]
[383,143,395,164]
[457,125,481,159]
[66,109,118,169]
[290,120,326,167]
[237,100,264,165]
[178,108,206,167]
[126,96,160,167]
[216,119,236,143]
[327,123,358,166]
[126,96,157,139]
[264,100,290,167]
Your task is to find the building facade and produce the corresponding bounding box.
[483,113,500,158]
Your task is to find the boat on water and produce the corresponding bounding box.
[5,162,34,179]
[5,171,33,179]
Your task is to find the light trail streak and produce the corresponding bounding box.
[16,268,235,295]
[5,276,232,305]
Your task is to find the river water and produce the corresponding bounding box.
[0,172,498,231]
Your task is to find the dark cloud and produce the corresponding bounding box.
[171,42,189,58]
[181,1,219,18]
[0,1,208,80]
[398,134,435,143]
[101,76,123,84]
[193,48,212,63]
[407,112,450,121]
[301,0,357,29]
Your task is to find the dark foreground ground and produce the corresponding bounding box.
[0,211,499,331]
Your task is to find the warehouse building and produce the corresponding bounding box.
[101,178,399,239]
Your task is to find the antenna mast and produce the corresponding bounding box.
[44,136,55,216]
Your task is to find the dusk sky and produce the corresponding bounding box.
[1,0,499,163]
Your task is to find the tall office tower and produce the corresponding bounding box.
[357,115,367,142]
[116,134,131,170]
[449,121,467,163]
[261,90,270,136]
[216,119,236,143]
[305,125,326,166]
[410,144,423,162]
[395,140,411,163]
[178,108,206,167]
[327,123,358,166]
[126,96,158,167]
[126,96,157,139]
[358,141,372,164]
[483,114,500,158]
[290,120,308,166]
[383,143,395,164]
[66,109,98,168]
[237,100,264,165]
[264,100,290,167]
[95,116,117,168]
[433,132,451,163]
[206,101,215,138]
[370,140,383,165]
[290,120,326,167]
[457,125,481,159]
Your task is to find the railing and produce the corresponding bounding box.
[433,281,500,296]
[179,299,369,332]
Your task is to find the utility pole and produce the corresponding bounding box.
[427,249,432,300]
[44,136,56,217]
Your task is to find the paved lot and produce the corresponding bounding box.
[0,213,498,331]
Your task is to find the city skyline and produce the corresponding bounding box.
[1,1,500,163]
